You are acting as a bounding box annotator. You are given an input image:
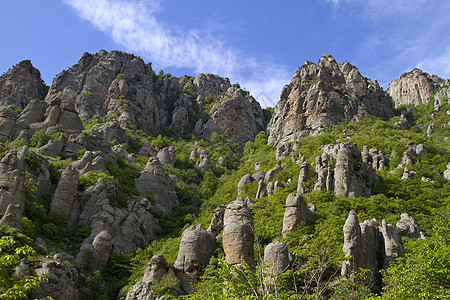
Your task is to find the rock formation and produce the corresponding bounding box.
[264,241,290,277]
[282,193,315,238]
[0,60,47,108]
[297,162,310,193]
[312,143,378,198]
[267,54,394,145]
[237,174,253,195]
[387,68,450,107]
[444,162,450,181]
[207,205,225,234]
[396,213,425,239]
[223,198,255,270]
[135,157,178,214]
[341,211,408,279]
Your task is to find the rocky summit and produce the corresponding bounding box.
[0,51,449,299]
[267,54,394,145]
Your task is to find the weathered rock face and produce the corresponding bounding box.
[50,165,80,229]
[268,54,394,145]
[223,198,255,269]
[387,68,450,107]
[313,143,378,198]
[174,225,216,273]
[396,213,425,239]
[0,60,47,108]
[135,157,178,214]
[264,241,290,276]
[207,205,226,234]
[341,211,409,279]
[444,162,450,181]
[156,146,176,166]
[297,162,310,193]
[31,260,79,300]
[380,220,405,269]
[237,174,253,196]
[195,84,265,146]
[76,180,158,271]
[282,193,315,238]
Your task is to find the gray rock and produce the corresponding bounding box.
[174,225,216,275]
[32,260,79,300]
[380,219,404,269]
[0,106,18,142]
[396,213,425,239]
[0,203,23,231]
[401,167,416,180]
[223,198,255,269]
[282,193,315,238]
[207,205,225,234]
[268,55,394,145]
[341,211,362,277]
[0,60,47,108]
[218,156,227,167]
[195,148,210,172]
[157,146,176,166]
[252,171,266,182]
[387,68,450,107]
[264,161,283,183]
[237,174,253,195]
[38,134,65,158]
[50,165,80,229]
[195,84,264,146]
[98,120,129,145]
[135,157,178,214]
[264,241,290,277]
[297,162,310,193]
[444,162,450,181]
[255,180,267,199]
[138,142,154,157]
[395,113,411,130]
[427,123,435,136]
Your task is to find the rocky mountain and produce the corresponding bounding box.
[267,54,394,145]
[387,68,450,107]
[0,60,48,108]
[0,51,448,299]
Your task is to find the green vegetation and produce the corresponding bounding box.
[0,93,448,299]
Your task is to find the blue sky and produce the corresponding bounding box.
[1,0,450,107]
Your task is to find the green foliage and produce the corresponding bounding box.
[0,226,45,299]
[381,214,450,299]
[78,171,115,190]
[152,273,180,298]
[116,73,126,80]
[29,130,51,148]
[106,157,141,207]
[10,104,23,114]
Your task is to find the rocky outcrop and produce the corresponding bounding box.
[282,193,315,238]
[126,254,179,300]
[31,260,79,300]
[76,180,158,271]
[312,143,378,198]
[223,198,255,269]
[237,174,253,196]
[156,146,176,166]
[444,162,450,181]
[297,162,310,193]
[265,161,283,183]
[396,213,425,239]
[207,205,225,234]
[174,225,216,292]
[341,211,408,279]
[195,84,264,146]
[135,157,178,214]
[50,166,80,229]
[264,241,290,277]
[0,60,47,108]
[387,68,450,107]
[267,54,394,145]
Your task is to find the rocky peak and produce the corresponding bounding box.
[0,60,47,108]
[267,54,394,145]
[387,68,450,107]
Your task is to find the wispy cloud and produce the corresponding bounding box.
[326,0,450,82]
[62,0,289,106]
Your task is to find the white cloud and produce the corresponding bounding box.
[417,47,450,78]
[63,0,289,107]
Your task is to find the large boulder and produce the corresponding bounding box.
[223,198,255,270]
[267,54,394,145]
[264,241,290,277]
[135,157,178,214]
[282,193,315,238]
